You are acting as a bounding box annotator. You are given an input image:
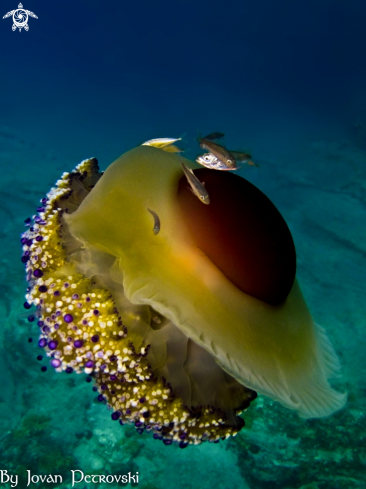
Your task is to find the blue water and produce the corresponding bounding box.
[1,1,366,488]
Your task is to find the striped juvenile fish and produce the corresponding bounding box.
[198,139,236,169]
[142,137,183,153]
[147,208,161,235]
[181,162,210,205]
[142,137,181,148]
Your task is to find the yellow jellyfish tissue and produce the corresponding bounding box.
[21,145,346,447]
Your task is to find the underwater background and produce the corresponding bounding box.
[1,0,366,488]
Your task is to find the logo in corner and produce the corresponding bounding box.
[3,3,38,32]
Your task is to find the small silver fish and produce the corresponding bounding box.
[198,139,236,169]
[196,152,238,171]
[147,208,160,235]
[142,137,181,148]
[181,162,210,205]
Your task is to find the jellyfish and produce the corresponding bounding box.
[21,145,346,447]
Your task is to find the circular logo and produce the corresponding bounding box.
[13,8,28,28]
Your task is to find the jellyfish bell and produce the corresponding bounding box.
[22,145,346,446]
